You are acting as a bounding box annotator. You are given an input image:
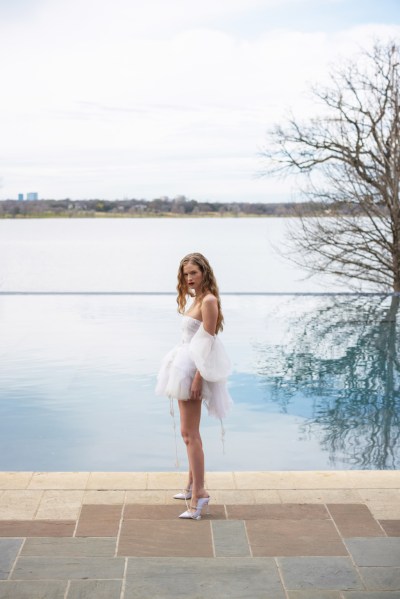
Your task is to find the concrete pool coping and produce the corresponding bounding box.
[0,470,400,518]
[0,471,399,598]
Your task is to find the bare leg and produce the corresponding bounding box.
[178,399,209,507]
[187,468,193,491]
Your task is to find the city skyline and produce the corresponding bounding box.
[17,192,39,201]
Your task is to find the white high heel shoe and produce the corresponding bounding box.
[173,484,192,500]
[178,496,210,520]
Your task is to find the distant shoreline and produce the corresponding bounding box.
[0,198,361,218]
[0,212,296,219]
[0,198,336,219]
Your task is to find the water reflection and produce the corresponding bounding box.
[1,293,399,470]
[256,295,400,469]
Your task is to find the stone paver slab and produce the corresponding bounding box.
[28,473,89,490]
[147,472,187,490]
[212,490,255,504]
[278,556,363,590]
[126,490,167,504]
[234,471,288,489]
[279,490,363,503]
[346,538,400,567]
[344,471,400,489]
[359,490,400,502]
[368,504,400,519]
[83,491,125,505]
[205,472,236,489]
[124,504,187,519]
[67,579,122,598]
[235,471,351,489]
[0,580,67,598]
[86,472,147,490]
[379,521,400,536]
[212,520,250,557]
[0,474,33,490]
[124,504,225,520]
[327,504,384,537]
[227,503,329,520]
[247,519,347,556]
[343,593,400,598]
[253,490,282,503]
[0,539,23,580]
[0,491,42,519]
[287,593,342,598]
[21,537,116,557]
[125,557,285,598]
[118,519,213,557]
[359,567,400,590]
[11,556,125,580]
[36,490,84,520]
[75,505,122,537]
[0,521,74,537]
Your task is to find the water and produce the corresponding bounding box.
[1,218,399,470]
[0,217,342,293]
[1,292,399,471]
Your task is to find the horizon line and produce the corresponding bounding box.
[0,291,398,297]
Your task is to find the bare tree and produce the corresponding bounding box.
[262,40,400,292]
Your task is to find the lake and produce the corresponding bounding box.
[0,217,343,293]
[0,218,399,471]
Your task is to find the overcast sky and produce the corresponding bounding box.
[1,0,399,202]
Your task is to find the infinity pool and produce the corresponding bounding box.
[1,293,399,470]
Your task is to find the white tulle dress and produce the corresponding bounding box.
[155,315,233,420]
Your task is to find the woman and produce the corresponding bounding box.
[156,253,232,520]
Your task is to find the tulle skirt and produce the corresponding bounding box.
[155,342,232,420]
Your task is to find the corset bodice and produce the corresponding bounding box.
[181,315,201,344]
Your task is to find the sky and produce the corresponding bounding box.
[0,0,399,203]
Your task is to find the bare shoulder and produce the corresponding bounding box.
[202,293,218,306]
[201,293,218,334]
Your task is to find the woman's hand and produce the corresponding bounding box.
[190,371,202,400]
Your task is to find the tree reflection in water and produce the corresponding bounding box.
[256,295,400,469]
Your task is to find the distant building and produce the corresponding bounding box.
[27,192,38,200]
[18,193,24,201]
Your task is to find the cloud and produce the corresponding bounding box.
[0,0,346,31]
[0,0,399,200]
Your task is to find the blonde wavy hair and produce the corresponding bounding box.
[176,252,224,333]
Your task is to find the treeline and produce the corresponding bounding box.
[0,196,355,218]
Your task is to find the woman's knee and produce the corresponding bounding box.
[181,428,201,446]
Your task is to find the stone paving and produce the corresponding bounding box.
[0,471,399,598]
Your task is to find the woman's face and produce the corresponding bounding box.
[183,261,203,294]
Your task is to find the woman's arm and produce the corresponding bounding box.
[190,294,218,400]
[201,294,218,336]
